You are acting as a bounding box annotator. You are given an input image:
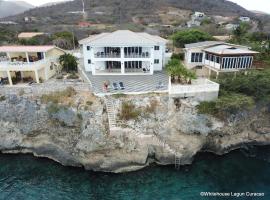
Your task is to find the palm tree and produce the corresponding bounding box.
[166,58,196,84]
[59,53,78,72]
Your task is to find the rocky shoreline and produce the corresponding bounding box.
[0,87,269,173]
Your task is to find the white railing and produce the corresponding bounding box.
[124,53,150,58]
[169,78,220,95]
[0,57,59,70]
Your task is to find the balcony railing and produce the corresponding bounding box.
[94,52,121,58]
[0,57,59,70]
[124,52,150,58]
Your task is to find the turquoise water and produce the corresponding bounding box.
[0,146,270,200]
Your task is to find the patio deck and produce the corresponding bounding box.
[86,71,169,95]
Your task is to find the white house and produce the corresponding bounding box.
[194,12,205,19]
[225,23,239,30]
[239,16,251,22]
[79,30,170,75]
[184,41,259,77]
[0,46,65,85]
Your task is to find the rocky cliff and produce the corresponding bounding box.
[0,91,269,173]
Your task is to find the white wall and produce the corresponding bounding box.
[184,47,205,69]
[82,45,93,72]
[82,42,167,74]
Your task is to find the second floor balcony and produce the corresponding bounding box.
[94,52,121,58]
[93,47,152,59]
[0,56,59,71]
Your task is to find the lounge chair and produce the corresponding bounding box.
[119,82,125,90]
[112,82,119,90]
[157,81,165,89]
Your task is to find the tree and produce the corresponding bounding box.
[171,29,214,48]
[232,22,251,43]
[59,54,78,72]
[166,58,196,84]
[52,31,78,50]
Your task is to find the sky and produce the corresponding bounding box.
[6,0,270,14]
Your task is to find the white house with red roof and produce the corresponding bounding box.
[0,45,65,85]
[79,30,171,75]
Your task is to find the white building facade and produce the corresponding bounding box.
[183,41,258,77]
[79,30,170,75]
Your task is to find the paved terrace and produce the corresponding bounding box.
[85,71,169,95]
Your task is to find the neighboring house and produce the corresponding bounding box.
[194,12,205,19]
[225,23,239,30]
[79,30,170,75]
[186,20,201,28]
[18,32,45,39]
[0,46,65,85]
[183,41,259,77]
[239,16,251,22]
[78,21,92,28]
[0,21,18,25]
[186,12,206,28]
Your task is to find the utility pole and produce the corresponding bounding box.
[82,0,85,13]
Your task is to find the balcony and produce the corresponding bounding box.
[124,52,150,58]
[0,57,58,71]
[94,52,121,58]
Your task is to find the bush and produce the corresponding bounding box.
[217,69,270,101]
[145,100,159,113]
[0,95,6,101]
[171,29,214,48]
[171,53,184,61]
[197,92,255,119]
[86,101,93,106]
[41,87,76,104]
[112,93,127,98]
[47,103,61,114]
[118,101,141,120]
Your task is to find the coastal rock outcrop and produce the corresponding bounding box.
[0,90,269,173]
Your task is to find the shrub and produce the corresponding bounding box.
[0,95,6,101]
[197,92,255,119]
[112,93,127,98]
[171,29,214,48]
[217,69,270,101]
[41,87,76,104]
[171,53,184,61]
[145,100,159,113]
[118,101,141,120]
[86,101,93,106]
[47,103,61,114]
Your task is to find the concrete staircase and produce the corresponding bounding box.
[104,97,117,131]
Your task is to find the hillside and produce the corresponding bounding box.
[5,0,252,24]
[0,0,34,18]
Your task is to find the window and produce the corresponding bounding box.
[205,53,209,60]
[196,66,203,69]
[154,59,159,64]
[154,46,160,51]
[88,59,91,64]
[191,53,203,63]
[216,56,220,64]
[211,55,215,62]
[87,46,90,51]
